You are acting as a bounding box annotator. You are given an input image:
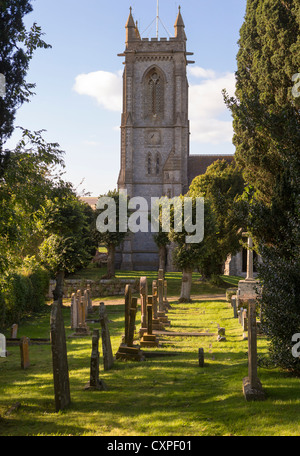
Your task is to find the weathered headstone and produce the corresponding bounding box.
[99,302,114,371]
[238,235,261,300]
[116,285,145,361]
[20,336,30,369]
[231,296,238,318]
[73,290,90,336]
[86,285,93,313]
[139,276,148,336]
[70,293,77,329]
[50,300,71,412]
[157,279,171,326]
[140,302,159,347]
[148,295,164,331]
[84,329,107,391]
[217,327,226,342]
[0,333,7,357]
[242,299,265,401]
[11,324,18,339]
[198,348,204,367]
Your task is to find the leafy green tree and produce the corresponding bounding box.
[169,196,217,302]
[0,0,51,156]
[189,160,245,274]
[93,189,129,278]
[38,189,96,305]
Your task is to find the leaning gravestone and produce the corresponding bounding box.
[84,329,107,391]
[20,336,30,369]
[50,300,71,412]
[0,333,7,357]
[99,302,114,371]
[242,299,265,401]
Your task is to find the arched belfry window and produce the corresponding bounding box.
[146,68,164,118]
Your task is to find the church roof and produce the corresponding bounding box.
[188,154,235,185]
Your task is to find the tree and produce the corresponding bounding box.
[38,188,96,306]
[188,160,245,274]
[0,0,51,155]
[169,196,217,302]
[224,0,300,374]
[93,190,129,278]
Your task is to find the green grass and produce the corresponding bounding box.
[1,272,300,436]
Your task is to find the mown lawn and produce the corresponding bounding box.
[0,272,300,437]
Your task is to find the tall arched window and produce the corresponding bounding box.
[147,69,163,118]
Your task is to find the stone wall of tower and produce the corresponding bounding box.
[117,9,193,270]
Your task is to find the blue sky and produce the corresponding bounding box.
[5,0,247,196]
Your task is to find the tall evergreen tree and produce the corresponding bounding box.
[224,0,300,374]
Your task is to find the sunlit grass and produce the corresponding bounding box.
[1,273,300,436]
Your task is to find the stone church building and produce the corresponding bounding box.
[77,8,250,275]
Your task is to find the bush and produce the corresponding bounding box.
[0,259,50,330]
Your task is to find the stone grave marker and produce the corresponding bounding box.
[140,302,159,348]
[11,324,18,339]
[198,348,204,367]
[50,300,71,412]
[148,295,164,331]
[0,333,7,357]
[242,299,265,401]
[72,290,90,336]
[86,285,93,313]
[70,293,77,329]
[217,327,226,342]
[84,329,107,391]
[20,336,30,369]
[231,296,238,318]
[99,302,114,371]
[116,285,145,361]
[139,276,148,336]
[157,279,171,327]
[163,279,171,309]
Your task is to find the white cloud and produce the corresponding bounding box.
[73,66,236,145]
[188,66,236,144]
[73,70,122,112]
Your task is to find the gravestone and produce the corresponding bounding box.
[73,290,90,336]
[50,300,71,412]
[99,302,114,371]
[11,324,18,339]
[0,333,7,357]
[86,285,93,313]
[139,276,148,336]
[70,293,77,329]
[20,336,30,369]
[84,329,107,391]
[198,348,204,367]
[217,327,226,342]
[157,279,171,327]
[163,279,172,309]
[116,285,145,361]
[231,296,238,318]
[140,303,159,347]
[148,295,164,331]
[242,299,265,401]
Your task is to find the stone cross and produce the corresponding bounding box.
[20,336,30,369]
[124,284,132,345]
[242,299,265,401]
[85,329,107,391]
[147,304,153,335]
[0,333,7,357]
[243,233,254,281]
[50,300,71,412]
[128,297,138,347]
[99,302,114,371]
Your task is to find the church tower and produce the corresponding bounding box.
[117,7,194,270]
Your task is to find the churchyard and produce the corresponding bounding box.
[1,271,300,437]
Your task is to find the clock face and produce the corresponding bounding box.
[148,131,160,145]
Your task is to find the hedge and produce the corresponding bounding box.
[0,265,50,330]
